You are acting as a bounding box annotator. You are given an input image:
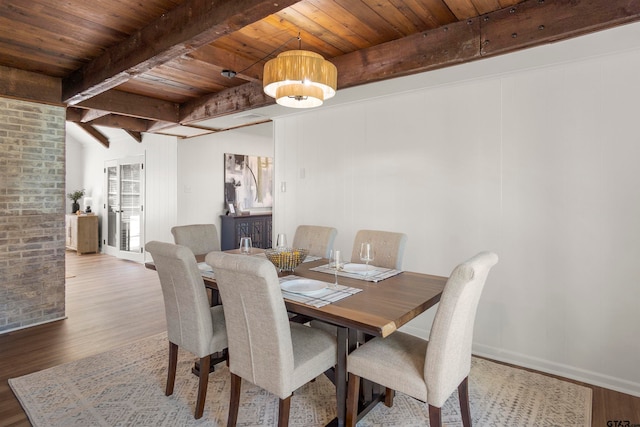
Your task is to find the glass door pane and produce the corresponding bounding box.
[119,163,142,253]
[107,165,118,248]
[103,156,144,262]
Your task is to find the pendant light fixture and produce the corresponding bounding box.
[263,36,337,108]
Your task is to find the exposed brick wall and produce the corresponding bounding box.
[0,97,66,333]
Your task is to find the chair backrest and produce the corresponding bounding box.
[351,229,408,269]
[424,251,499,407]
[205,251,295,399]
[291,225,338,258]
[146,241,216,357]
[171,224,220,256]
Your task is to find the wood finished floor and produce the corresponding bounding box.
[1,251,639,426]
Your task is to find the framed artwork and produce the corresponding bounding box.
[224,153,273,210]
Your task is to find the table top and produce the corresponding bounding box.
[198,250,446,338]
[150,249,447,338]
[279,259,446,337]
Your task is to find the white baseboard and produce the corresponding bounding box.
[399,324,640,398]
[0,316,67,335]
[473,343,640,398]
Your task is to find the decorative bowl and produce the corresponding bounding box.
[265,248,309,272]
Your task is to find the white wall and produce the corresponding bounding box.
[64,133,84,214]
[175,123,274,230]
[273,28,640,396]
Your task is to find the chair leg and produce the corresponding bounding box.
[228,372,241,427]
[194,354,210,419]
[166,342,178,396]
[428,404,442,427]
[346,373,360,427]
[277,396,291,427]
[384,387,394,407]
[458,376,472,427]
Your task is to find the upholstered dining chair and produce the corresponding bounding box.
[350,229,408,270]
[146,241,228,419]
[171,224,220,257]
[345,251,498,427]
[205,251,338,427]
[291,224,338,258]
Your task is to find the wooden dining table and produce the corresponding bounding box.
[220,250,444,426]
[148,249,447,426]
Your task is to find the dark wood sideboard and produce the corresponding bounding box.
[220,213,272,250]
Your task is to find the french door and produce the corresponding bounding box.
[103,156,145,262]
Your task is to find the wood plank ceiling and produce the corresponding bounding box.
[1,0,640,146]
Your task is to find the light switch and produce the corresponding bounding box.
[280,182,286,192]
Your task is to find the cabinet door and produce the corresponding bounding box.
[76,216,98,254]
[220,215,272,250]
[236,216,271,249]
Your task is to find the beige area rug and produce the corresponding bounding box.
[9,333,591,426]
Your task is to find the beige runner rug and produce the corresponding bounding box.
[9,332,591,426]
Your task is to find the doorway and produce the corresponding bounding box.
[103,155,145,262]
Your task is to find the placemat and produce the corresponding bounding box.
[311,263,402,283]
[279,275,362,307]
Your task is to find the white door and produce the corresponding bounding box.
[103,155,145,262]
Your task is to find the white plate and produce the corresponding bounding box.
[197,262,213,272]
[342,263,374,274]
[281,278,327,295]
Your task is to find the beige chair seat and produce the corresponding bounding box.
[348,331,428,401]
[289,322,337,391]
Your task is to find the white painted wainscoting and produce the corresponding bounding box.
[272,23,640,397]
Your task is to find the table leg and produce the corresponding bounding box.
[335,326,348,427]
[191,349,227,376]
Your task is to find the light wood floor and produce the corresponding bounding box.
[1,251,639,426]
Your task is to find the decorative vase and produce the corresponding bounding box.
[72,202,80,213]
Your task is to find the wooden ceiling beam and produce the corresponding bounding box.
[179,0,640,123]
[0,65,62,106]
[179,81,275,124]
[146,120,184,132]
[66,107,84,122]
[67,106,153,133]
[81,114,153,132]
[75,123,109,148]
[77,90,180,123]
[480,0,640,56]
[62,0,304,105]
[332,17,480,88]
[124,130,143,143]
[80,109,111,123]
